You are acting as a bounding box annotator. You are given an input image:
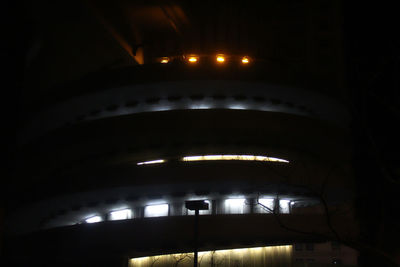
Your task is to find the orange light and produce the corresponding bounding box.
[187,56,198,63]
[216,55,225,63]
[160,57,169,64]
[241,57,250,64]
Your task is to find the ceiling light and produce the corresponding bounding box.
[160,57,170,64]
[216,54,226,63]
[241,56,250,64]
[187,56,199,63]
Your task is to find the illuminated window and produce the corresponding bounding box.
[144,204,169,217]
[109,209,132,221]
[85,215,102,223]
[257,198,274,213]
[137,159,165,166]
[129,245,293,267]
[182,155,289,163]
[224,198,246,214]
[279,200,291,214]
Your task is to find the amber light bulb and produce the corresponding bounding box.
[187,56,199,63]
[160,57,170,64]
[216,55,226,63]
[241,56,250,64]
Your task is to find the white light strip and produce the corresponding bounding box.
[137,159,165,165]
[182,155,289,163]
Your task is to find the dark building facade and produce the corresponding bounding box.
[3,0,399,266]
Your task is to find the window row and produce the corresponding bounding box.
[83,197,292,224]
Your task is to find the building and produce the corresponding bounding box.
[6,0,398,266]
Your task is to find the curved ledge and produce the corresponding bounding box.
[19,80,350,145]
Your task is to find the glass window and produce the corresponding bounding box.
[85,215,102,223]
[109,209,132,221]
[257,198,274,213]
[224,198,246,214]
[279,200,291,214]
[144,204,169,217]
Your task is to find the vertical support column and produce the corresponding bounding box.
[194,209,199,267]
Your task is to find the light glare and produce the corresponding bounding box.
[242,56,250,64]
[187,56,198,63]
[160,57,169,64]
[216,55,225,63]
[85,216,102,223]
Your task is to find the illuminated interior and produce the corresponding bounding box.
[85,215,102,223]
[279,200,291,214]
[109,209,132,221]
[129,245,292,267]
[57,194,303,228]
[257,198,275,213]
[182,155,289,163]
[144,204,169,217]
[224,198,246,214]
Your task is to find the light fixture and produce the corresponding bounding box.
[137,159,165,166]
[216,54,226,63]
[241,56,250,64]
[85,215,102,223]
[109,209,132,221]
[182,155,289,163]
[160,57,170,64]
[187,55,199,63]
